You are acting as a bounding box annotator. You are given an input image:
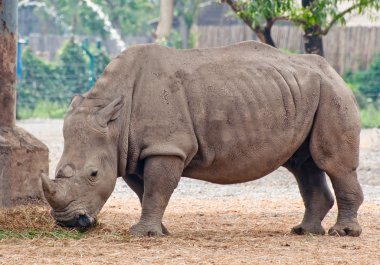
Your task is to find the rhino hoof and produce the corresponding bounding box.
[129,223,165,237]
[328,223,362,237]
[161,223,170,235]
[291,223,325,235]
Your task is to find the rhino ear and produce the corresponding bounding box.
[68,94,85,112]
[95,96,125,128]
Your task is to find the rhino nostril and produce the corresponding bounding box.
[63,164,75,177]
[56,164,75,178]
[56,168,64,178]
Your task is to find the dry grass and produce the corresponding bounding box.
[0,198,379,265]
[0,204,132,242]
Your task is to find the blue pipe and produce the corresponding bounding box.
[81,39,95,88]
[17,38,28,80]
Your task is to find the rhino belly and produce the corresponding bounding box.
[182,124,308,184]
[181,63,319,184]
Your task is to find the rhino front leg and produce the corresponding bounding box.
[129,156,183,237]
[123,174,170,235]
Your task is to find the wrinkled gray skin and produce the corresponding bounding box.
[41,41,363,237]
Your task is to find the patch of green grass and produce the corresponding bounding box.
[360,103,380,128]
[0,229,85,240]
[17,101,67,119]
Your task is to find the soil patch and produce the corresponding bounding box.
[1,199,379,264]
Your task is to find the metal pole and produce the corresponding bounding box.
[0,0,17,127]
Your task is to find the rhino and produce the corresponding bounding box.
[41,41,363,237]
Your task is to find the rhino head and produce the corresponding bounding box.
[41,95,124,230]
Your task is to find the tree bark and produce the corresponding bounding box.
[155,0,174,40]
[0,0,17,127]
[262,26,276,47]
[303,27,324,56]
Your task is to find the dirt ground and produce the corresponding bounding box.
[0,120,379,265]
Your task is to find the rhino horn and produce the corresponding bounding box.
[41,173,65,209]
[95,96,124,128]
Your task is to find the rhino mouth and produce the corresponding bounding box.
[52,209,96,231]
[55,213,96,231]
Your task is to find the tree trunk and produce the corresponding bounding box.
[263,27,276,47]
[302,0,324,56]
[0,0,17,127]
[155,0,174,40]
[179,14,189,49]
[303,27,324,56]
[255,27,276,47]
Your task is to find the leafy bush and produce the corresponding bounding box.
[344,53,380,128]
[17,48,63,109]
[18,101,68,119]
[93,46,111,79]
[57,40,89,95]
[360,103,380,128]
[346,53,380,101]
[17,40,110,119]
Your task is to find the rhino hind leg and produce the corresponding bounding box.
[123,174,170,235]
[127,156,183,237]
[325,172,363,237]
[310,122,363,236]
[285,155,334,235]
[312,163,363,237]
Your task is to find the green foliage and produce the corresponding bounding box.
[345,54,380,128]
[17,40,111,119]
[175,0,201,28]
[47,0,159,37]
[92,46,111,78]
[165,30,183,48]
[346,53,380,101]
[17,48,61,108]
[355,54,380,101]
[91,0,159,36]
[234,0,294,28]
[226,0,380,43]
[0,229,84,240]
[162,29,198,49]
[360,103,380,128]
[58,40,89,94]
[158,0,201,48]
[17,101,68,119]
[291,0,380,33]
[188,29,199,48]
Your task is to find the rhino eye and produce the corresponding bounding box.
[90,170,98,177]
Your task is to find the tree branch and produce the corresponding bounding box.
[321,2,362,35]
[221,0,256,33]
